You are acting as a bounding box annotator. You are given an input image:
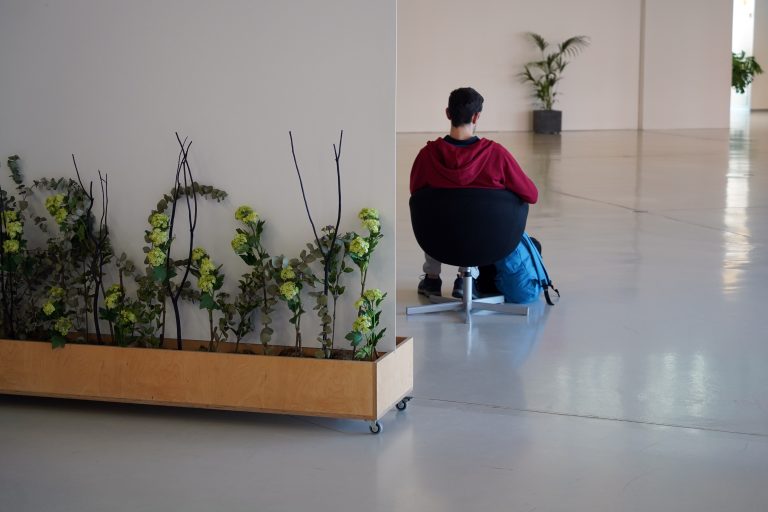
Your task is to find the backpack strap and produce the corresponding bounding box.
[521,234,560,306]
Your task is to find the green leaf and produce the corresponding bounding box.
[51,334,66,349]
[152,266,167,282]
[199,293,216,310]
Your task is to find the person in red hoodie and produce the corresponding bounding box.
[411,87,539,298]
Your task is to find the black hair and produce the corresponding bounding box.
[447,87,484,127]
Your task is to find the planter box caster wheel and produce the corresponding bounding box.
[369,421,382,434]
[396,396,413,411]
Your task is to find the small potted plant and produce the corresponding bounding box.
[519,32,590,134]
[732,51,763,94]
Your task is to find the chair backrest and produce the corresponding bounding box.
[409,187,528,268]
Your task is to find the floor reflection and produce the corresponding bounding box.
[722,118,754,296]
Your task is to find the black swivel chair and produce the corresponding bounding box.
[406,187,530,323]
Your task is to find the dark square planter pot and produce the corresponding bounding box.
[533,110,562,134]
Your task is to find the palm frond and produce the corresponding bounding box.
[558,36,590,57]
[526,32,548,52]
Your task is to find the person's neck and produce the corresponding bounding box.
[449,124,476,140]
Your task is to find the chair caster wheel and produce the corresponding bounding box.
[369,421,382,434]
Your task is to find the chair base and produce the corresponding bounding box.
[406,274,528,324]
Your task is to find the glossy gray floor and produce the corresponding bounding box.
[2,114,768,511]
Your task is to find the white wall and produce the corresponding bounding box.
[397,0,732,132]
[397,0,641,132]
[753,0,768,109]
[641,0,732,129]
[0,0,397,350]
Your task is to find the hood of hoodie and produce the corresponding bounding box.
[424,137,496,187]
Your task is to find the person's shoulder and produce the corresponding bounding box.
[479,138,512,154]
[418,137,446,153]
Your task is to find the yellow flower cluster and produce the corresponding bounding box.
[197,255,217,294]
[49,287,65,300]
[3,239,19,254]
[198,274,215,294]
[54,316,72,336]
[199,258,215,276]
[147,248,166,267]
[104,284,122,310]
[191,247,207,262]
[235,205,258,224]
[42,302,56,316]
[280,267,296,280]
[147,213,170,268]
[349,236,369,257]
[358,208,379,221]
[45,194,67,225]
[363,288,384,302]
[149,229,169,246]
[119,310,137,325]
[231,233,248,254]
[150,213,169,229]
[352,315,372,334]
[362,218,380,234]
[3,210,23,241]
[279,281,298,300]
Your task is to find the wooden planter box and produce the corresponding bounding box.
[0,336,413,429]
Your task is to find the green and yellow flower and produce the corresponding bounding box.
[147,247,166,267]
[54,316,72,337]
[362,218,380,234]
[150,213,169,230]
[358,207,379,221]
[49,286,65,299]
[119,310,137,325]
[2,239,20,254]
[54,208,68,225]
[349,236,369,257]
[363,288,384,302]
[45,194,65,215]
[235,205,258,224]
[105,292,121,310]
[149,228,169,246]
[198,274,216,294]
[2,210,18,223]
[199,257,215,276]
[352,315,372,334]
[280,267,296,281]
[5,221,23,239]
[191,247,207,262]
[279,281,299,300]
[231,233,249,253]
[42,302,56,316]
[354,297,365,310]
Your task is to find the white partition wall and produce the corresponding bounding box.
[398,0,733,131]
[397,0,641,132]
[753,0,768,109]
[641,0,732,129]
[0,0,397,349]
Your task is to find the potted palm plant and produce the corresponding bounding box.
[732,51,763,94]
[519,33,590,134]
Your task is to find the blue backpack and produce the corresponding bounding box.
[494,233,560,305]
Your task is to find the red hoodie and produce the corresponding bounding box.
[409,138,538,204]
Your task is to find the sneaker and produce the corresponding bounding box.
[417,276,442,297]
[452,277,479,299]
